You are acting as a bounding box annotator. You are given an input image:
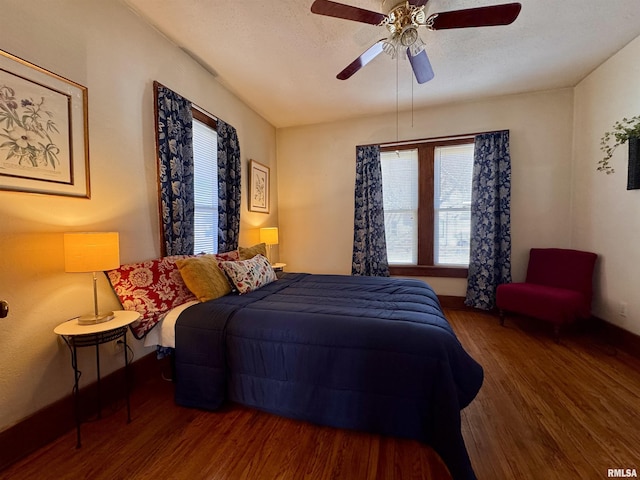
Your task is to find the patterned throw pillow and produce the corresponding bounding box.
[219,254,277,294]
[238,243,267,260]
[213,250,240,262]
[176,255,233,302]
[106,255,197,339]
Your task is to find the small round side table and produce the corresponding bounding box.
[54,310,139,448]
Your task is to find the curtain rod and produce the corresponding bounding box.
[358,129,509,149]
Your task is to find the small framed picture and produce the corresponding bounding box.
[0,49,90,198]
[249,159,269,213]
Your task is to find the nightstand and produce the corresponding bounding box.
[54,310,139,448]
[272,263,286,272]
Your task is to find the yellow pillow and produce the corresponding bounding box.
[238,243,267,260]
[176,255,232,302]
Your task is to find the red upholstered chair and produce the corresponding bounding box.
[496,248,597,340]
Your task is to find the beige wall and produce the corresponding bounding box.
[572,35,640,335]
[0,0,277,431]
[277,89,575,295]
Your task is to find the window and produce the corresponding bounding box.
[380,138,474,277]
[381,149,419,264]
[434,143,474,266]
[192,109,218,254]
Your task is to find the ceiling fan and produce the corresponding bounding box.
[310,0,522,84]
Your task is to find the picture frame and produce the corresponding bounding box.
[0,50,90,198]
[249,159,269,213]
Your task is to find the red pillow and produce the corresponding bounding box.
[214,250,240,262]
[107,255,197,339]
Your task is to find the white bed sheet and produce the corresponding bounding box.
[143,300,199,349]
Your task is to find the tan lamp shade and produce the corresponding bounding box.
[259,227,279,245]
[64,232,120,273]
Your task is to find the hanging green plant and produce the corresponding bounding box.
[598,115,640,174]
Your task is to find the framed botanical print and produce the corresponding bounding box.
[0,49,90,198]
[249,159,269,213]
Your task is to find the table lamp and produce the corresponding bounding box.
[259,227,279,263]
[64,232,120,325]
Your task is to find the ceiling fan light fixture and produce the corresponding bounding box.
[408,35,425,57]
[400,26,419,47]
[411,6,426,25]
[382,39,398,59]
[382,3,426,32]
[400,27,419,47]
[380,4,428,60]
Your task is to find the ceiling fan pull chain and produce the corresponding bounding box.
[411,66,415,128]
[396,52,400,143]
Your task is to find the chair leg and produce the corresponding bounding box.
[499,310,505,326]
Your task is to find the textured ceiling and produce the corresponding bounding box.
[124,0,640,128]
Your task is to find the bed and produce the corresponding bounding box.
[169,272,483,480]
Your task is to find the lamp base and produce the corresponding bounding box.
[78,311,115,325]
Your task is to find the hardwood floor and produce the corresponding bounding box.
[453,309,640,480]
[2,309,640,480]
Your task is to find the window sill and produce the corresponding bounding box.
[389,265,468,278]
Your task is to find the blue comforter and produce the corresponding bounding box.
[175,273,483,480]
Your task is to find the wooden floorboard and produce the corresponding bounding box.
[452,309,640,480]
[2,308,640,479]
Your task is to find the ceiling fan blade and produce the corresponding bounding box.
[407,48,434,84]
[410,0,430,7]
[311,0,386,26]
[430,3,521,30]
[337,40,386,80]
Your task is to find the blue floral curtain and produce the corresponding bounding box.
[217,119,241,252]
[352,145,390,276]
[155,82,194,256]
[465,130,512,310]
